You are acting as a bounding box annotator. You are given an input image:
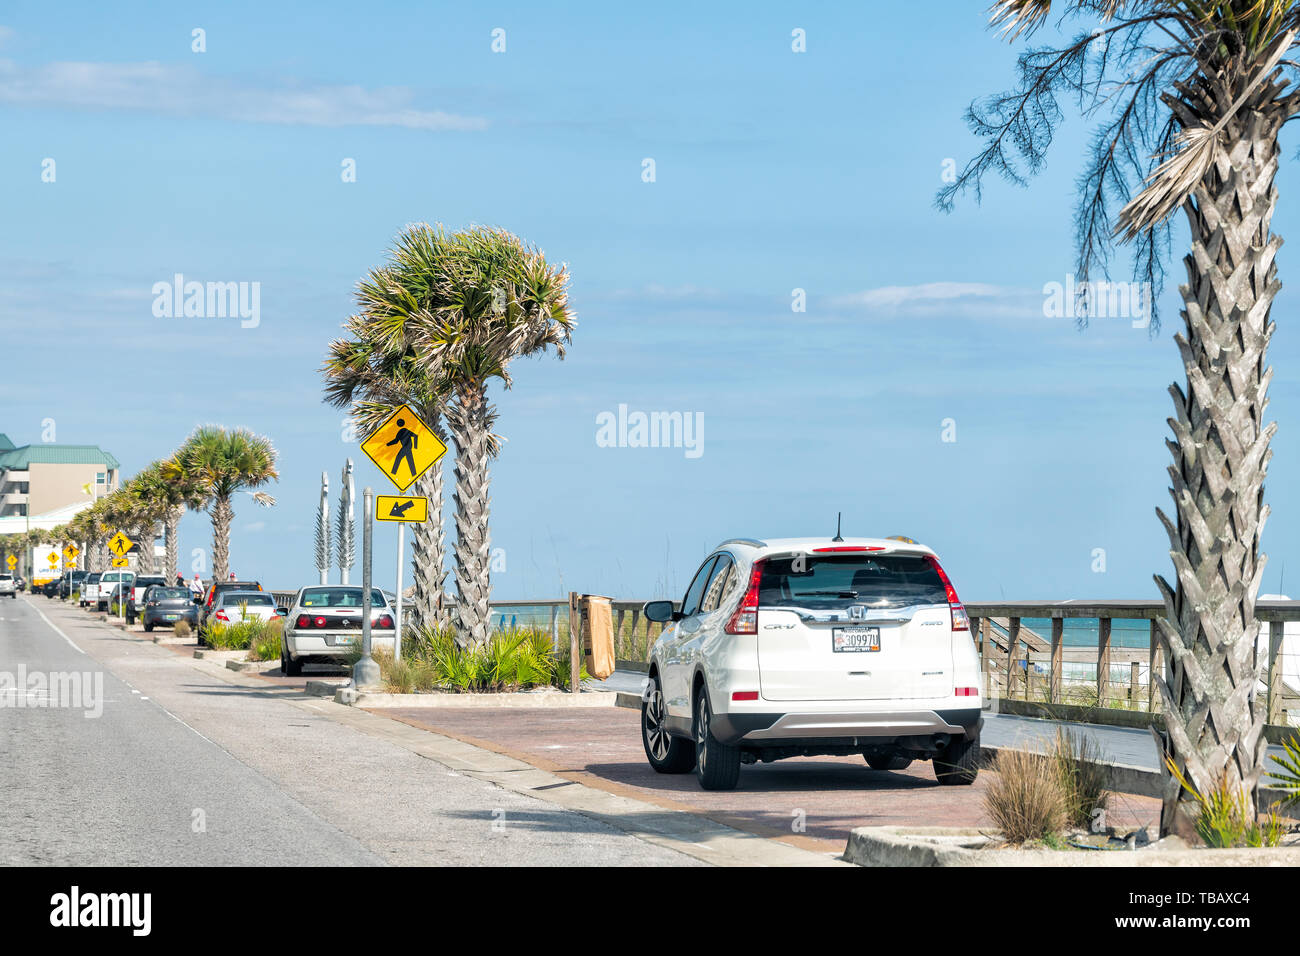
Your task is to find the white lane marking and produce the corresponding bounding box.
[25,599,85,655]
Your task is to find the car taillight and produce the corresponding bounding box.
[725,559,765,635]
[731,691,758,701]
[295,615,311,628]
[314,616,327,628]
[214,609,229,622]
[812,546,885,552]
[956,687,979,697]
[923,555,968,632]
[376,615,394,629]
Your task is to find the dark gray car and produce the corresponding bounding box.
[142,586,199,632]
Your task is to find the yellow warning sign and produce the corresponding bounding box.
[360,404,447,493]
[376,495,429,523]
[107,531,134,557]
[110,557,129,568]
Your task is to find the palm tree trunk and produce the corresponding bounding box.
[409,412,448,631]
[164,506,181,579]
[211,495,233,581]
[1154,110,1279,834]
[451,383,492,646]
[136,527,157,574]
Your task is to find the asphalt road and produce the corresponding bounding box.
[0,594,699,866]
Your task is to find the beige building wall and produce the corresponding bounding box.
[27,462,119,515]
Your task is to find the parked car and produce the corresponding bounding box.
[40,579,60,597]
[638,536,983,791]
[210,589,279,626]
[141,585,200,633]
[80,572,103,608]
[126,575,169,624]
[95,570,135,612]
[197,580,264,642]
[280,585,395,676]
[14,575,26,592]
[60,570,87,600]
[0,574,15,599]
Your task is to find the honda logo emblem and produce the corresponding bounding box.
[848,604,867,621]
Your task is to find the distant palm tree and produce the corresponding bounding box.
[137,458,204,579]
[323,260,456,630]
[942,0,1300,830]
[172,426,278,580]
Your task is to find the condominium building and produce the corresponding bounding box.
[0,433,121,522]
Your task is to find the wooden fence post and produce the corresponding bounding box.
[1267,620,1285,726]
[1097,617,1112,706]
[1050,618,1063,704]
[568,591,580,696]
[1148,619,1160,713]
[1006,618,1020,700]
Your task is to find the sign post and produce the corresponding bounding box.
[361,405,447,660]
[352,487,381,691]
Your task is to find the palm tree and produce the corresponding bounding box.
[134,458,203,580]
[171,426,278,580]
[943,1,1299,831]
[416,225,575,644]
[324,256,456,630]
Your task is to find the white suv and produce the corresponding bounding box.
[641,537,983,791]
[0,574,15,599]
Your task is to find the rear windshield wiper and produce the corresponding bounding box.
[796,589,859,598]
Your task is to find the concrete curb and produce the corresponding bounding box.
[226,659,276,673]
[334,688,621,708]
[193,649,245,661]
[305,679,347,697]
[843,826,1300,867]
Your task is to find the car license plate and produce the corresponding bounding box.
[832,627,880,652]
[335,635,356,645]
[165,614,178,621]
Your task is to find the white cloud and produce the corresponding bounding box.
[826,281,1042,320]
[829,282,1013,309]
[0,59,488,131]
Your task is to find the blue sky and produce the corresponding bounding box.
[2,1,1299,602]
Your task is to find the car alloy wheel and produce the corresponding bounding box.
[645,688,671,761]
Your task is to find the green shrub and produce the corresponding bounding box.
[173,619,192,640]
[70,590,79,604]
[984,748,1068,845]
[1166,757,1285,848]
[206,616,280,651]
[1266,735,1300,809]
[247,619,283,661]
[376,625,588,693]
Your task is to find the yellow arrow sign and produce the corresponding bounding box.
[107,531,134,557]
[360,404,447,493]
[110,557,129,568]
[376,495,429,523]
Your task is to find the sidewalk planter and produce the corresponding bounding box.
[843,826,1300,867]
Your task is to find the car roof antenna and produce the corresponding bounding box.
[832,512,843,543]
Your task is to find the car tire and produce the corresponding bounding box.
[641,675,695,774]
[143,621,154,633]
[282,647,303,677]
[693,685,740,791]
[933,734,980,786]
[865,753,913,771]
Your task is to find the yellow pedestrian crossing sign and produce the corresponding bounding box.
[64,544,79,559]
[5,555,15,569]
[47,553,59,566]
[360,404,447,493]
[107,531,134,557]
[376,495,428,523]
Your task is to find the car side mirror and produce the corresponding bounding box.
[643,600,682,624]
[276,607,288,616]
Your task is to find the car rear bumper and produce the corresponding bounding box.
[711,707,982,746]
[287,633,395,658]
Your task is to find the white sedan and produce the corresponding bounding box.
[280,585,396,676]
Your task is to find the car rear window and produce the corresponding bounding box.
[0,575,11,582]
[221,593,274,607]
[300,587,386,608]
[153,588,190,600]
[758,554,947,610]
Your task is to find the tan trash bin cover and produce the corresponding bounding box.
[582,595,616,680]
